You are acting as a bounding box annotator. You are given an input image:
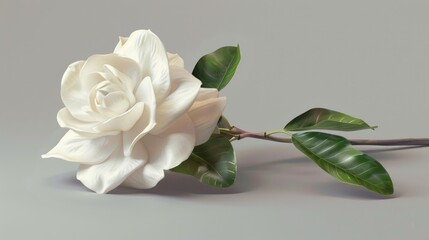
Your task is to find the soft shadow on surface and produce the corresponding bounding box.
[45,145,422,199]
[46,170,257,197]
[360,145,428,154]
[110,171,257,196]
[317,181,399,200]
[237,145,423,199]
[46,172,92,193]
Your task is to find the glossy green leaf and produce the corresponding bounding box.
[192,45,240,90]
[285,108,376,132]
[292,131,393,195]
[170,134,236,188]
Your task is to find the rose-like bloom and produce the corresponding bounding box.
[42,30,226,193]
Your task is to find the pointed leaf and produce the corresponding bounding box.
[285,108,376,131]
[170,134,236,188]
[192,46,240,90]
[292,131,393,195]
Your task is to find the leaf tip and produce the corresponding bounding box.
[381,184,394,196]
[235,44,241,60]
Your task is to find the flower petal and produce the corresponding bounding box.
[41,130,119,164]
[94,102,144,132]
[188,96,227,145]
[167,52,184,68]
[134,76,156,105]
[61,61,101,122]
[122,114,195,189]
[113,30,170,102]
[114,36,128,52]
[150,66,201,135]
[80,54,141,87]
[77,141,147,194]
[194,87,219,102]
[57,108,109,136]
[146,114,195,169]
[103,65,137,104]
[122,77,157,156]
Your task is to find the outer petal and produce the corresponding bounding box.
[188,97,227,145]
[167,53,185,68]
[57,108,106,136]
[77,141,147,194]
[58,102,143,136]
[113,30,170,102]
[194,87,219,102]
[123,77,157,156]
[60,60,99,122]
[122,114,195,189]
[150,66,201,135]
[41,130,119,165]
[114,36,128,52]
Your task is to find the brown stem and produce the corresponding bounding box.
[223,127,429,146]
[349,138,429,146]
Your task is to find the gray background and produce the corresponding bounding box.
[1,0,429,239]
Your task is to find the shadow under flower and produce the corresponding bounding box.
[110,171,257,196]
[46,171,92,193]
[46,145,425,199]
[46,170,257,196]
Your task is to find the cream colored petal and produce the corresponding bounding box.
[122,114,195,189]
[122,77,157,156]
[122,103,156,157]
[167,52,185,68]
[80,54,141,87]
[103,65,137,103]
[188,97,227,145]
[77,142,147,194]
[134,76,156,105]
[122,164,164,190]
[57,108,101,134]
[113,36,129,52]
[41,130,119,164]
[194,87,219,102]
[94,102,144,132]
[150,66,201,135]
[60,61,101,122]
[113,30,170,102]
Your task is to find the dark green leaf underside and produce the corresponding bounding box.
[292,132,393,195]
[192,45,240,91]
[170,134,236,188]
[285,108,376,132]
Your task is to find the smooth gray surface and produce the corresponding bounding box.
[1,0,429,239]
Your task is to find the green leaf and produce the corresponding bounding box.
[170,134,236,188]
[285,108,376,132]
[192,45,241,90]
[292,131,393,195]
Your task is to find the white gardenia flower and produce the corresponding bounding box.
[42,30,226,193]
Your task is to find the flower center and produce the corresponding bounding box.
[92,81,131,117]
